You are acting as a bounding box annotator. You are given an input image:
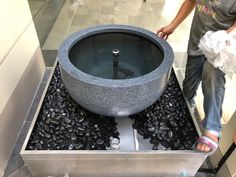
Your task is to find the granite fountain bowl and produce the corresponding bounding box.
[58,25,174,117]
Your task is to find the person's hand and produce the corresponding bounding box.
[156,24,175,40]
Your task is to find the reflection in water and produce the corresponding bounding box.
[69,33,163,79]
[115,66,135,79]
[112,48,135,79]
[89,61,138,79]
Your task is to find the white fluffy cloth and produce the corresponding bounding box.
[198,30,236,78]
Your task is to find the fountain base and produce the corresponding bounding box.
[20,63,207,177]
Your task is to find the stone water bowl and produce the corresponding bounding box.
[58,25,174,117]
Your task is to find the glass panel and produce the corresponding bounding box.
[28,0,65,66]
[28,0,46,18]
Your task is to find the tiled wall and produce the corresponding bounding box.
[0,0,45,175]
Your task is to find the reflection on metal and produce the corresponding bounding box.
[21,151,207,177]
[110,138,120,150]
[63,173,69,177]
[135,130,155,151]
[180,171,188,177]
[115,117,134,151]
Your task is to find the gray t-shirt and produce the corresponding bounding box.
[188,0,236,56]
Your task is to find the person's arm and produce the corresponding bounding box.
[157,0,196,40]
[226,21,236,33]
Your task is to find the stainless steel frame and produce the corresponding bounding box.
[20,63,207,177]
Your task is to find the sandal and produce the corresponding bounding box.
[197,135,219,155]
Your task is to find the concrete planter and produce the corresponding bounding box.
[58,25,174,116]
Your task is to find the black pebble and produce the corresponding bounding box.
[130,70,198,150]
[26,64,119,151]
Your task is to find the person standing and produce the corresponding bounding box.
[157,0,236,153]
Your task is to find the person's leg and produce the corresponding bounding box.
[183,55,206,106]
[197,61,226,152]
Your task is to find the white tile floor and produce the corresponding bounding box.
[43,0,236,126]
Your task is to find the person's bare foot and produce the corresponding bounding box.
[196,132,219,152]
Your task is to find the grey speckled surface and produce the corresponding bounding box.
[58,25,174,116]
